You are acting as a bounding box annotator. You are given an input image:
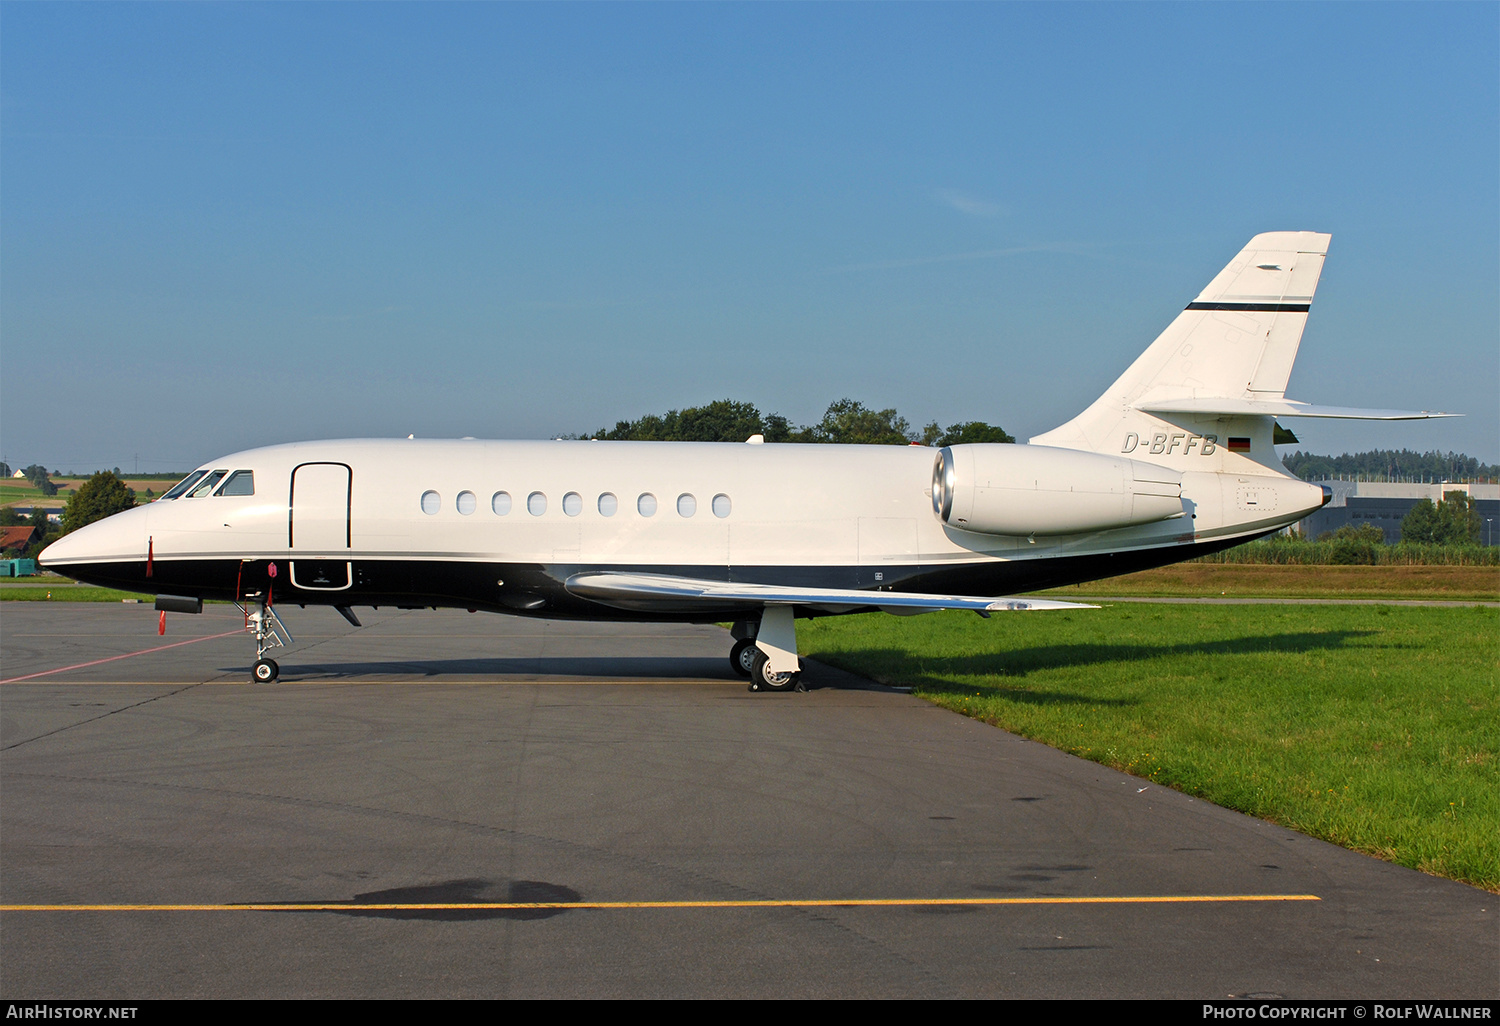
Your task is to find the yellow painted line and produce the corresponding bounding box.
[3,894,1319,912]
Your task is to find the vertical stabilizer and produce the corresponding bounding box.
[1032,232,1330,471]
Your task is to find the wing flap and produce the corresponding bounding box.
[565,571,1095,615]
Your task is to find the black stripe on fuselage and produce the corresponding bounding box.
[48,534,1260,623]
[1185,301,1310,313]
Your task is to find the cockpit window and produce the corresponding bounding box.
[187,470,228,498]
[215,470,255,497]
[160,470,208,501]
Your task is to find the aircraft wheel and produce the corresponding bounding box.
[253,658,279,683]
[729,638,756,679]
[747,649,800,693]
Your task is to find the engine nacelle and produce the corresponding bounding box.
[932,444,1184,536]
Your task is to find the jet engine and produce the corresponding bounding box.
[932,444,1184,536]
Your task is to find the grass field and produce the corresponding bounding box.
[1041,563,1499,601]
[0,582,152,602]
[1,476,183,509]
[0,482,69,508]
[801,604,1499,891]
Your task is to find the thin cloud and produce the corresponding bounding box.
[820,241,1098,275]
[313,305,412,322]
[933,188,1007,218]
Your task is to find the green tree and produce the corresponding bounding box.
[21,464,57,496]
[589,399,789,442]
[760,413,793,443]
[673,400,767,442]
[1400,499,1440,543]
[808,399,914,445]
[23,505,58,560]
[919,421,1015,446]
[1402,493,1482,545]
[1436,491,1481,544]
[1283,448,1499,483]
[61,471,136,534]
[581,399,1011,447]
[936,421,1015,446]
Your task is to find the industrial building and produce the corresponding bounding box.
[1296,481,1500,545]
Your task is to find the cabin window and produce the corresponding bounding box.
[677,493,696,517]
[712,494,731,518]
[421,490,440,515]
[187,470,228,498]
[492,491,512,515]
[637,493,657,517]
[216,470,255,497]
[598,492,618,516]
[456,490,477,515]
[161,471,208,500]
[528,491,547,516]
[562,492,582,517]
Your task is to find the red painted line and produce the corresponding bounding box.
[0,629,245,684]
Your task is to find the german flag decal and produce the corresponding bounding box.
[1228,437,1252,452]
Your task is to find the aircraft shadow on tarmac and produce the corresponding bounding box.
[211,655,732,682]
[211,629,1377,691]
[289,879,583,921]
[803,629,1379,707]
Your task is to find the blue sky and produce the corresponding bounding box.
[3,2,1496,473]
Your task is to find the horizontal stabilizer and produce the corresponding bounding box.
[1133,397,1459,420]
[566,571,1094,615]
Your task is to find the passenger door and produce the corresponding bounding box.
[289,462,352,590]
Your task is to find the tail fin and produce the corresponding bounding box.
[1031,231,1331,470]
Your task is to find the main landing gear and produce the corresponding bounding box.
[729,638,758,678]
[730,607,803,693]
[237,593,293,684]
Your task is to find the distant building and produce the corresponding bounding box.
[0,524,42,552]
[1297,481,1500,546]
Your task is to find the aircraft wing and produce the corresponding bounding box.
[564,571,1096,615]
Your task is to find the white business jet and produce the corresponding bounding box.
[41,232,1451,689]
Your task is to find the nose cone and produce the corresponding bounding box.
[39,505,150,572]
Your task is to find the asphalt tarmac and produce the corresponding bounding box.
[1,602,1494,998]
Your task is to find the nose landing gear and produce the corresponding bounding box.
[237,594,293,683]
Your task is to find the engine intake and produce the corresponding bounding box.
[932,444,1183,536]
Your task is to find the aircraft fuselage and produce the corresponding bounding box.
[43,436,1325,620]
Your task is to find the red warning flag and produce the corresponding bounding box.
[158,611,166,636]
[147,536,154,578]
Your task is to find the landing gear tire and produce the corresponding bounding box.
[253,658,279,683]
[747,648,800,693]
[730,638,757,679]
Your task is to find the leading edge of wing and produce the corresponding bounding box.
[564,571,1097,615]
